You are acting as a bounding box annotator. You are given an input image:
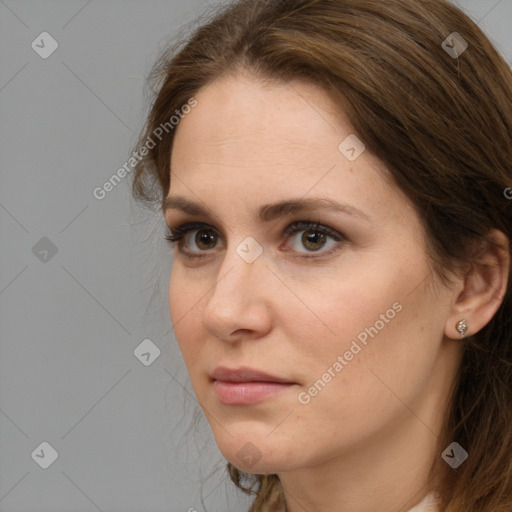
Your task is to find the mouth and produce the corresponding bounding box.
[210,366,297,406]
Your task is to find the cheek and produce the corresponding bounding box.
[279,266,407,363]
[168,268,181,326]
[284,258,444,413]
[168,268,205,364]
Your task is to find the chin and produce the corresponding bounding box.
[224,447,293,475]
[211,427,299,474]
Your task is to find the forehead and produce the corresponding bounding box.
[168,74,410,223]
[172,74,347,161]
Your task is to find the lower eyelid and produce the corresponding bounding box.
[281,239,344,259]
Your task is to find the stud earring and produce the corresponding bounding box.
[456,319,468,338]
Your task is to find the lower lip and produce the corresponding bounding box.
[213,380,295,405]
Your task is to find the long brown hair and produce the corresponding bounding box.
[131,1,512,510]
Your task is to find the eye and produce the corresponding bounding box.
[282,221,346,256]
[188,229,218,251]
[165,220,347,260]
[165,222,221,256]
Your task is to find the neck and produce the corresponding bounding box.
[280,418,438,512]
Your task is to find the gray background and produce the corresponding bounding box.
[0,1,510,511]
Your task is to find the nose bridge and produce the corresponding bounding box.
[211,244,265,305]
[202,242,270,337]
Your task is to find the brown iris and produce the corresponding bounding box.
[302,230,327,251]
[196,230,217,250]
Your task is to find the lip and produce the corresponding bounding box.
[210,366,297,405]
[210,366,295,384]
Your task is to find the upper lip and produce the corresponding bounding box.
[210,366,295,384]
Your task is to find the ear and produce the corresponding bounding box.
[444,229,510,340]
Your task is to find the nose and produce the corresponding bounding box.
[202,250,272,343]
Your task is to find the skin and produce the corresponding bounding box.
[164,72,509,512]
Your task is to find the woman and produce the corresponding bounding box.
[131,0,512,510]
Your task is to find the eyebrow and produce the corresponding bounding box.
[162,196,370,222]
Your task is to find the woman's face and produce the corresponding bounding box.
[165,74,463,474]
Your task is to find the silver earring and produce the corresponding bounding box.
[456,319,468,338]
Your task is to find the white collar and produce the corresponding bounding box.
[407,492,440,512]
[281,491,440,511]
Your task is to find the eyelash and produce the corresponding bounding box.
[164,221,347,260]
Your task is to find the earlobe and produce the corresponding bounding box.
[444,229,510,340]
